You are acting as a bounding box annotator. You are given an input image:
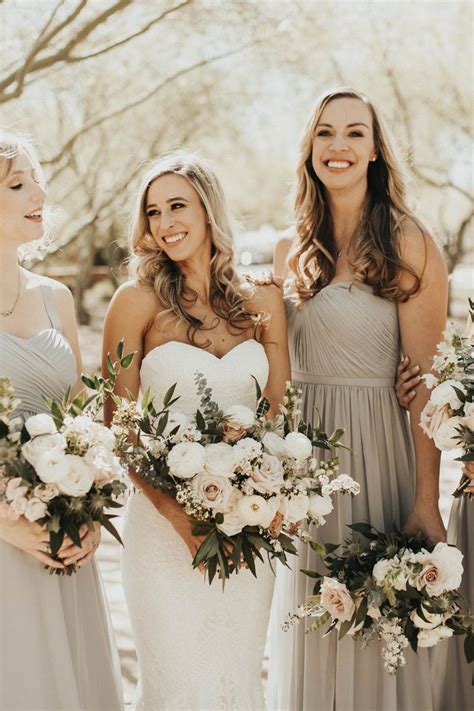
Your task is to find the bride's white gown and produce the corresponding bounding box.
[122,340,275,710]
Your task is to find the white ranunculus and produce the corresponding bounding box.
[54,455,95,496]
[84,445,123,485]
[409,543,463,596]
[33,483,59,502]
[222,405,255,429]
[204,442,236,477]
[163,412,190,443]
[22,433,66,468]
[284,432,313,461]
[417,625,453,648]
[251,454,285,494]
[167,442,206,479]
[236,494,275,527]
[233,437,262,464]
[320,577,355,622]
[430,380,466,410]
[433,417,463,451]
[24,413,57,437]
[24,497,48,522]
[192,471,234,512]
[460,401,474,432]
[262,431,287,458]
[410,606,446,630]
[5,477,29,501]
[10,496,28,516]
[279,492,309,524]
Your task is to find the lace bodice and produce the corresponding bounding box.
[140,339,269,417]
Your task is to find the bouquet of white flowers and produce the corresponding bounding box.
[0,354,129,574]
[113,376,359,584]
[420,302,473,496]
[283,524,473,673]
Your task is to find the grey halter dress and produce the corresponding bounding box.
[0,282,123,710]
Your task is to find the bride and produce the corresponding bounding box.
[103,151,290,710]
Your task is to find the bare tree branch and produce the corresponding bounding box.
[0,0,133,102]
[68,0,191,63]
[43,37,263,165]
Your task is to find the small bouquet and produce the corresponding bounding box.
[283,523,473,673]
[114,376,359,584]
[420,302,473,496]
[0,355,129,574]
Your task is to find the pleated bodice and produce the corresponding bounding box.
[287,280,399,386]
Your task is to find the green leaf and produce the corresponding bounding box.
[306,611,330,633]
[163,383,177,408]
[49,529,64,557]
[116,340,124,360]
[338,619,353,640]
[63,520,82,548]
[196,409,206,431]
[106,354,116,377]
[355,597,368,626]
[101,516,124,546]
[251,375,262,401]
[301,568,321,579]
[242,538,257,577]
[309,540,327,556]
[81,374,97,390]
[464,633,474,664]
[193,532,218,568]
[207,554,218,585]
[348,522,378,540]
[120,352,135,369]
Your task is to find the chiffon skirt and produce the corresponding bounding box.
[267,382,438,711]
[0,540,123,710]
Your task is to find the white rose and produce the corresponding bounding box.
[54,455,95,496]
[24,497,48,522]
[204,442,236,477]
[233,437,262,464]
[320,577,355,622]
[284,432,313,461]
[222,405,255,429]
[5,477,29,501]
[192,471,234,512]
[22,433,66,468]
[410,543,463,596]
[430,380,465,410]
[420,402,452,439]
[35,450,72,484]
[84,445,123,485]
[262,431,287,458]
[251,453,285,494]
[34,483,59,502]
[236,494,278,528]
[410,606,446,630]
[280,492,309,524]
[24,413,57,437]
[417,625,453,648]
[163,412,190,443]
[167,442,206,479]
[217,491,245,536]
[460,401,474,432]
[433,417,463,451]
[308,493,334,519]
[10,496,28,516]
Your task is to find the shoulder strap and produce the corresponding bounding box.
[40,283,62,332]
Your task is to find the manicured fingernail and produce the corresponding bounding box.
[414,365,420,372]
[410,391,416,397]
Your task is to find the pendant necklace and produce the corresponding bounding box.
[0,269,22,317]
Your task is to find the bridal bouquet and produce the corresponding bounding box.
[0,365,128,574]
[283,524,474,673]
[420,303,473,496]
[113,376,359,583]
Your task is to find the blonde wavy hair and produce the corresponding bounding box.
[129,150,257,345]
[289,87,427,302]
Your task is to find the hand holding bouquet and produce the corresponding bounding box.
[284,523,473,673]
[113,376,359,584]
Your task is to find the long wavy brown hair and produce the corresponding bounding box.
[129,150,258,345]
[289,87,428,302]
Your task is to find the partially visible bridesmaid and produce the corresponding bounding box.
[268,88,451,711]
[0,131,123,710]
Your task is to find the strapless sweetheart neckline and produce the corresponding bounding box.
[141,338,264,368]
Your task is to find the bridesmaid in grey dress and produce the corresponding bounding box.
[268,88,454,711]
[0,132,123,710]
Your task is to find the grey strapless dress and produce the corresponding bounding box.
[268,282,440,711]
[432,496,473,710]
[0,283,123,711]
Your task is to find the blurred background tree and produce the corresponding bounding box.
[1,0,472,321]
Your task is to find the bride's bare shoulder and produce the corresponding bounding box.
[107,280,161,324]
